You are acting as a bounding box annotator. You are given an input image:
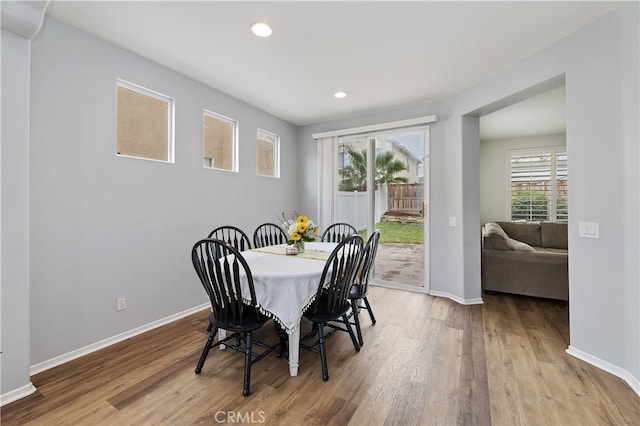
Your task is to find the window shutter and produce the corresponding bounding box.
[509,148,567,222]
[555,152,568,221]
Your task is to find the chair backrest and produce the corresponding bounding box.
[321,222,357,242]
[207,226,252,251]
[309,234,364,316]
[352,230,381,297]
[191,238,262,327]
[253,223,288,248]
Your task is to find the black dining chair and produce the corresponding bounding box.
[349,230,380,346]
[253,223,288,248]
[207,226,252,251]
[321,222,357,242]
[301,234,363,381]
[204,226,252,332]
[191,238,280,396]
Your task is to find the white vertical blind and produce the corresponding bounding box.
[316,136,337,230]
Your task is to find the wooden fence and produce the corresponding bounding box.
[387,183,424,215]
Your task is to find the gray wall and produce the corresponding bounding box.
[300,3,639,389]
[2,1,638,401]
[27,18,298,366]
[1,30,33,396]
[479,133,566,224]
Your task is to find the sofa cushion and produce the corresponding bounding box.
[509,238,536,252]
[541,222,568,249]
[484,222,512,250]
[496,221,542,247]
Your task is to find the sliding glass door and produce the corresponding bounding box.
[335,128,428,291]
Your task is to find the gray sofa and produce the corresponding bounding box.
[481,221,568,301]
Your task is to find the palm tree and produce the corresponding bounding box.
[375,151,409,185]
[338,147,367,191]
[339,146,407,191]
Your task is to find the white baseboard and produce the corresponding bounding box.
[566,345,640,397]
[30,303,209,376]
[1,382,37,407]
[429,290,484,305]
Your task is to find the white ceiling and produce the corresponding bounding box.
[45,1,620,136]
[480,85,566,140]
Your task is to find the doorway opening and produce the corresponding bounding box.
[477,82,569,330]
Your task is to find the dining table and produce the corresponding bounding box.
[219,241,338,376]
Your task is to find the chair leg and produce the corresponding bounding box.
[206,307,213,331]
[243,332,253,396]
[195,326,218,374]
[275,322,288,359]
[317,323,329,381]
[350,299,364,346]
[342,314,360,352]
[363,297,376,324]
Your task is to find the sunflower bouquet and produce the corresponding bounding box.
[281,213,319,246]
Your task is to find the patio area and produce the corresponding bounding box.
[375,242,424,287]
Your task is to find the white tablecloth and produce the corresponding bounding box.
[240,242,337,333]
[215,242,338,376]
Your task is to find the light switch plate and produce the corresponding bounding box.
[449,217,457,227]
[579,222,599,239]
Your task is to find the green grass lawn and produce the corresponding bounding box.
[359,221,423,244]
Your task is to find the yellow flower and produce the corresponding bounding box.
[282,213,317,243]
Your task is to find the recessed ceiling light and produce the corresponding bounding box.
[334,91,348,99]
[251,22,272,37]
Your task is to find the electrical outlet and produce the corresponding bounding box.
[116,297,127,311]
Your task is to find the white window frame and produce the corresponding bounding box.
[256,128,280,178]
[203,110,239,172]
[115,79,175,163]
[508,146,567,222]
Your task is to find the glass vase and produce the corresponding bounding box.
[294,240,305,254]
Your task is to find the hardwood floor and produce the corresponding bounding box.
[3,287,639,425]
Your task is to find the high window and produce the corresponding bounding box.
[116,80,174,162]
[256,129,279,177]
[509,147,568,222]
[203,111,238,171]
